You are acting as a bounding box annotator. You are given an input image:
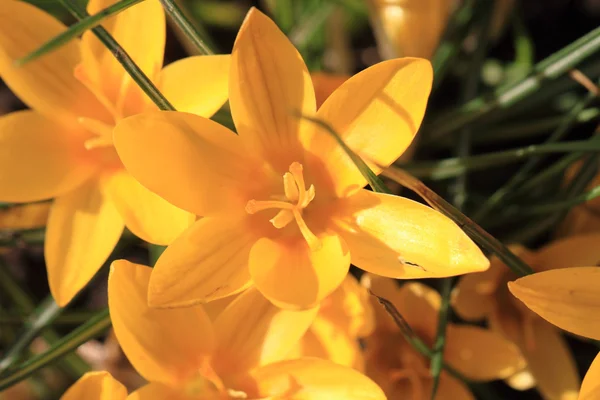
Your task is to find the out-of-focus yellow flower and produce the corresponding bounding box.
[108,260,386,399]
[60,371,127,400]
[509,267,600,400]
[288,274,375,371]
[311,72,349,109]
[0,0,230,305]
[363,274,524,400]
[369,0,454,59]
[453,234,600,400]
[0,202,50,230]
[114,7,488,310]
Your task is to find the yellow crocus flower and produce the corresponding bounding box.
[107,260,386,399]
[453,234,600,399]
[60,371,128,400]
[363,274,524,399]
[113,7,489,310]
[0,0,230,305]
[509,267,600,400]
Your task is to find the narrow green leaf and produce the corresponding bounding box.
[16,0,143,66]
[159,0,215,55]
[0,309,110,391]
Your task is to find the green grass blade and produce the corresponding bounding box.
[16,0,143,66]
[58,0,176,111]
[159,0,215,55]
[0,309,110,391]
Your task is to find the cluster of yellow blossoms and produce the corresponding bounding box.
[0,1,598,399]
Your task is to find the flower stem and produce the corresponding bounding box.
[159,0,215,55]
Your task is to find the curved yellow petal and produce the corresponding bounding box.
[243,358,386,399]
[212,287,318,378]
[0,0,109,125]
[60,371,127,400]
[83,0,165,115]
[508,267,600,340]
[46,179,124,306]
[157,55,230,117]
[126,383,188,400]
[304,58,432,197]
[444,325,525,381]
[535,234,600,271]
[102,170,194,245]
[522,321,580,400]
[0,111,95,203]
[114,111,256,216]
[580,353,600,400]
[334,190,489,278]
[249,233,351,309]
[109,260,215,385]
[311,72,349,109]
[149,216,255,308]
[0,202,50,230]
[230,8,316,164]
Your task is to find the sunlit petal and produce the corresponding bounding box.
[0,111,95,202]
[46,179,124,306]
[60,371,127,400]
[249,233,350,309]
[157,55,230,117]
[149,216,256,308]
[212,287,318,378]
[333,190,489,278]
[311,72,348,109]
[109,260,214,385]
[230,7,316,165]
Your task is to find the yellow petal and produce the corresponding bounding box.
[249,233,351,309]
[535,234,600,271]
[444,325,525,381]
[60,371,127,400]
[522,321,580,400]
[311,72,349,109]
[244,358,386,399]
[304,58,432,197]
[0,202,50,230]
[109,260,215,385]
[126,383,189,400]
[508,267,600,340]
[0,111,95,202]
[212,287,318,378]
[114,111,256,216]
[149,216,255,308]
[83,0,165,115]
[157,55,230,117]
[46,179,124,306]
[102,170,194,245]
[424,374,475,400]
[580,352,600,400]
[230,8,316,164]
[334,190,489,278]
[0,0,109,125]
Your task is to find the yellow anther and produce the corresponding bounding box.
[246,162,321,250]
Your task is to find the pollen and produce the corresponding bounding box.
[245,162,321,251]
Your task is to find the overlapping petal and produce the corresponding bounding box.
[444,325,525,381]
[246,358,386,399]
[0,0,109,125]
[508,267,600,340]
[249,233,350,309]
[0,111,95,203]
[60,371,127,400]
[311,72,348,109]
[102,170,194,245]
[534,234,600,271]
[580,353,600,400]
[108,260,215,386]
[0,202,50,230]
[149,215,256,308]
[230,8,316,164]
[46,179,124,306]
[333,190,489,279]
[212,287,318,378]
[303,58,432,197]
[157,55,230,117]
[114,111,257,216]
[127,383,191,400]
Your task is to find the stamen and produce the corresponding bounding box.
[301,184,316,208]
[245,200,294,214]
[289,162,306,204]
[293,210,322,251]
[283,172,299,201]
[78,117,113,138]
[270,209,294,228]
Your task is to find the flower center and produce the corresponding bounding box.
[77,117,122,169]
[245,162,321,251]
